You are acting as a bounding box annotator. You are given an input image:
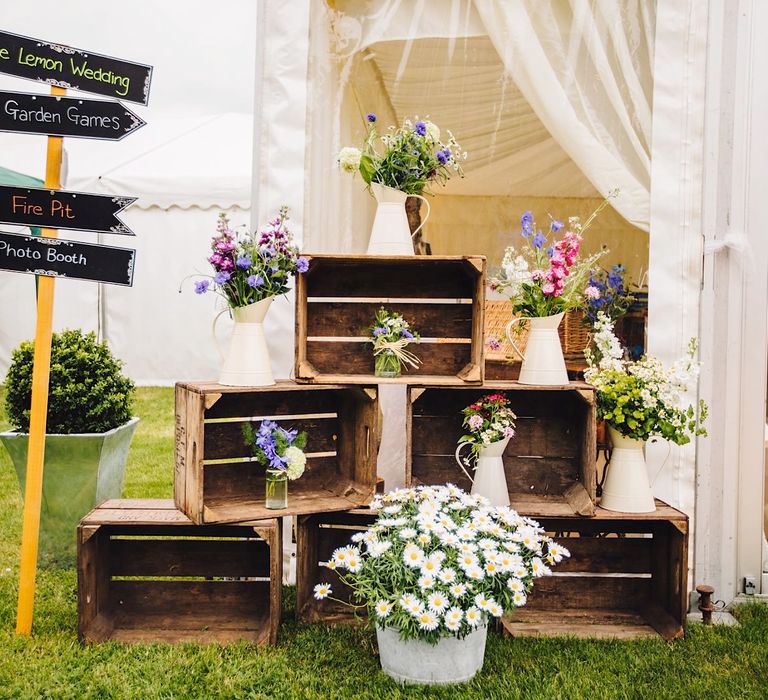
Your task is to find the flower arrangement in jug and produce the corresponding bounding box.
[584,312,708,445]
[192,207,308,307]
[369,307,421,378]
[243,419,308,509]
[457,394,517,467]
[313,484,569,644]
[583,264,634,324]
[339,113,467,195]
[489,195,616,318]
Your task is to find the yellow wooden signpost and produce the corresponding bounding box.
[14,85,65,635]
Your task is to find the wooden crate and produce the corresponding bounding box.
[296,509,377,624]
[407,383,597,517]
[501,501,688,640]
[77,499,281,645]
[175,381,379,524]
[295,255,486,385]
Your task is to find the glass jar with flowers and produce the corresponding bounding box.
[369,307,421,378]
[242,419,308,510]
[339,113,467,254]
[188,207,308,387]
[312,484,569,685]
[584,312,708,512]
[454,394,517,507]
[489,195,615,385]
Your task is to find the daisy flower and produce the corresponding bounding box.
[484,561,500,576]
[398,527,417,540]
[417,574,435,590]
[313,583,332,600]
[487,602,503,618]
[440,533,460,546]
[477,538,496,551]
[449,583,467,598]
[513,565,528,579]
[444,607,463,631]
[507,578,524,593]
[375,600,393,618]
[513,591,528,607]
[438,567,457,584]
[383,504,401,514]
[420,558,442,577]
[457,542,478,554]
[457,527,475,541]
[474,593,491,610]
[427,592,448,613]
[403,545,425,568]
[417,533,432,546]
[458,553,479,570]
[320,559,337,570]
[399,593,417,611]
[530,557,551,577]
[465,566,485,581]
[417,610,439,631]
[346,555,362,573]
[465,606,483,627]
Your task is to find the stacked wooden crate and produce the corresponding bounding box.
[77,253,689,644]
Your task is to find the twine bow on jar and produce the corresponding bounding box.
[373,337,422,370]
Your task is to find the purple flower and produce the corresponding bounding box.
[247,274,264,288]
[550,219,564,233]
[414,121,427,136]
[521,211,534,237]
[367,113,377,122]
[296,257,309,273]
[194,279,210,294]
[468,414,484,431]
[236,256,252,269]
[546,246,554,257]
[401,329,414,340]
[436,148,451,165]
[214,271,231,284]
[532,231,546,249]
[372,327,387,337]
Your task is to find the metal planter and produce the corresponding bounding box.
[1,417,139,566]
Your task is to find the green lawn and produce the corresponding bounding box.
[0,387,767,699]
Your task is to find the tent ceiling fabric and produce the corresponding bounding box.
[366,37,599,197]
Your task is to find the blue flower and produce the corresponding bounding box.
[247,274,264,288]
[280,426,299,444]
[532,231,546,249]
[194,279,210,294]
[414,121,427,136]
[550,219,564,233]
[373,327,387,337]
[367,113,377,122]
[296,257,309,273]
[236,256,252,269]
[546,246,554,257]
[401,329,414,340]
[436,148,451,165]
[521,211,534,238]
[214,271,231,284]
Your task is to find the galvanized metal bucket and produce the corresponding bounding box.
[376,624,488,685]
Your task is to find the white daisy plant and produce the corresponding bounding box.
[320,484,569,644]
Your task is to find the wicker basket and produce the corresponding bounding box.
[484,301,590,362]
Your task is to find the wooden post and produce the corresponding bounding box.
[15,85,65,636]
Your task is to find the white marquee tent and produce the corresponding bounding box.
[0,0,766,607]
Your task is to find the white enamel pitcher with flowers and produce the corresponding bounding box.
[454,438,511,507]
[367,183,430,255]
[506,313,569,385]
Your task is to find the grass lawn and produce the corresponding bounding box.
[0,387,766,699]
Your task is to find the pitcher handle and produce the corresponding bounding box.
[409,194,431,238]
[454,442,475,484]
[212,308,230,361]
[505,317,529,361]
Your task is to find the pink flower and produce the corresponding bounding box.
[503,426,516,439]
[468,414,484,431]
[487,338,502,352]
[585,286,601,300]
[530,270,545,282]
[542,281,556,295]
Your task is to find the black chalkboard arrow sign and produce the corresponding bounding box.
[0,230,135,286]
[0,30,152,105]
[0,185,136,236]
[0,90,146,140]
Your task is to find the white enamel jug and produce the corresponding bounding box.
[366,183,430,255]
[600,426,656,513]
[454,437,511,507]
[506,312,569,385]
[213,297,276,387]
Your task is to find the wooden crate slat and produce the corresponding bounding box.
[174,382,378,523]
[296,256,485,385]
[503,609,659,640]
[306,301,473,338]
[526,575,651,610]
[109,537,271,578]
[303,256,478,298]
[548,535,653,574]
[78,501,282,645]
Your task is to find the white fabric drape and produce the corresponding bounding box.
[473,0,654,231]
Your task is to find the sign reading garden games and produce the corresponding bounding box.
[0,90,146,140]
[0,30,152,105]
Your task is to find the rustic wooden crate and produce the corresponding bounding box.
[77,499,281,645]
[501,501,689,640]
[295,255,486,385]
[406,383,597,517]
[295,508,377,624]
[175,381,379,524]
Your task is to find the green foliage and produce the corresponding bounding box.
[4,329,134,434]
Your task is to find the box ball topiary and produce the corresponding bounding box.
[4,329,135,434]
